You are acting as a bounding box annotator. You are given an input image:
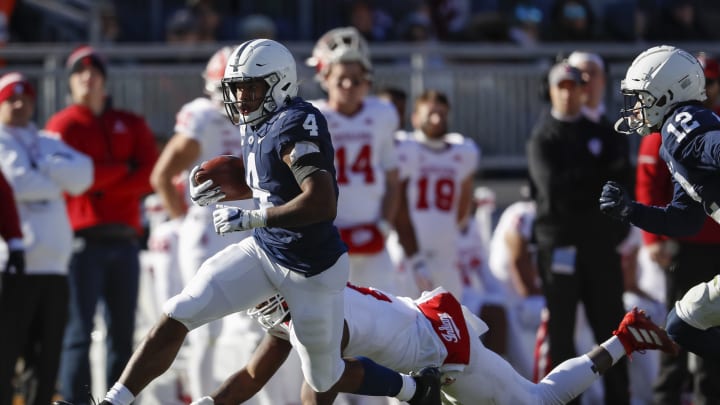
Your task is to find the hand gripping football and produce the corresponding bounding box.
[194,155,251,201]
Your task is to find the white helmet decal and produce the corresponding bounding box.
[203,46,234,103]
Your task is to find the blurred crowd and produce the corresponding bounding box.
[2,0,720,45]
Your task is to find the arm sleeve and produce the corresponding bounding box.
[629,181,706,237]
[0,141,62,201]
[40,135,94,196]
[635,134,672,245]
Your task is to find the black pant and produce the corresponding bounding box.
[653,243,720,405]
[537,242,629,405]
[0,274,69,405]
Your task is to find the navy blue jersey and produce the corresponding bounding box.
[631,103,720,236]
[240,97,347,275]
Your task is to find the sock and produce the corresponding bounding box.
[104,382,135,405]
[395,374,417,401]
[355,356,404,397]
[600,336,626,364]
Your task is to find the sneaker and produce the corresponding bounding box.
[408,366,442,405]
[613,307,679,357]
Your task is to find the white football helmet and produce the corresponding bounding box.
[616,45,706,136]
[306,26,372,82]
[221,39,298,125]
[247,293,290,329]
[203,46,234,104]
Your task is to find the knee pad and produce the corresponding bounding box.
[675,277,720,330]
[163,292,211,331]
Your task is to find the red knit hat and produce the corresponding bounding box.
[66,45,107,77]
[0,72,36,104]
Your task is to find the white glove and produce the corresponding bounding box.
[189,165,225,206]
[407,253,434,292]
[213,206,267,234]
[190,396,214,405]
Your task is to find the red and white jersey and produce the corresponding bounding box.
[488,200,537,302]
[174,97,245,206]
[310,97,398,227]
[396,131,479,255]
[270,285,488,374]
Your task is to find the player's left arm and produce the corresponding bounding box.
[630,182,706,237]
[209,333,293,404]
[266,140,338,228]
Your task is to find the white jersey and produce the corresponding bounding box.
[394,132,478,297]
[270,286,488,375]
[488,200,537,303]
[310,97,398,227]
[396,131,478,256]
[0,124,92,274]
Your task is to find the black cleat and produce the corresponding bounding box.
[408,366,442,405]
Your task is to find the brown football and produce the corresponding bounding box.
[194,155,251,201]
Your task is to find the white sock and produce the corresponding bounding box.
[600,336,626,364]
[105,382,135,405]
[395,374,417,401]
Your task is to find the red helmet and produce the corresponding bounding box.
[203,46,233,102]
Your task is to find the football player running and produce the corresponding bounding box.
[190,284,678,405]
[147,46,261,401]
[54,40,441,405]
[599,45,720,362]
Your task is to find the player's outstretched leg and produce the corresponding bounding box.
[54,315,189,405]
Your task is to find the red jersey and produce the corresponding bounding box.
[635,132,720,245]
[0,170,22,242]
[45,104,158,235]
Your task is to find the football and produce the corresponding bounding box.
[194,155,251,201]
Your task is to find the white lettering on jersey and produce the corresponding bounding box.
[438,313,461,343]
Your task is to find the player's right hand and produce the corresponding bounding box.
[189,165,225,206]
[599,181,633,222]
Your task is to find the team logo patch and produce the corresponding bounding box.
[417,291,471,366]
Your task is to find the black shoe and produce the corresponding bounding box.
[408,366,441,405]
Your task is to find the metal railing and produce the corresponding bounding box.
[3,41,720,170]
